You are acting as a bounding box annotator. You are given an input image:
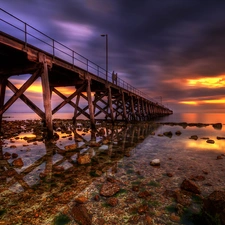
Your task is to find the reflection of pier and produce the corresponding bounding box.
[0,123,157,223]
[0,9,172,137]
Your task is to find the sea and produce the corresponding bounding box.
[3,112,225,124]
[1,112,225,224]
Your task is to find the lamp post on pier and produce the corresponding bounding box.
[101,34,108,82]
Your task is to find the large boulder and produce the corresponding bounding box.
[71,204,92,225]
[203,190,225,225]
[180,179,201,194]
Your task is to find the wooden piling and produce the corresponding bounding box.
[0,77,6,133]
[86,77,96,130]
[39,53,53,138]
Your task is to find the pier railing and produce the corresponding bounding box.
[0,8,162,106]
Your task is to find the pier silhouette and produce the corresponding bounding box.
[0,8,172,137]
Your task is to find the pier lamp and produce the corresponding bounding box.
[101,34,108,82]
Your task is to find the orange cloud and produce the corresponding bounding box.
[186,75,225,88]
[179,101,198,105]
[203,98,225,104]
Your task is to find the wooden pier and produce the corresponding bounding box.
[0,9,172,138]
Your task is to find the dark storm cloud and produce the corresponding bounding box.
[1,0,225,112]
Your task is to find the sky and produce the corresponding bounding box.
[1,1,225,113]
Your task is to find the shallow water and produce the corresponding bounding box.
[0,117,225,224]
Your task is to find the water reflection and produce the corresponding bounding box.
[0,122,158,224]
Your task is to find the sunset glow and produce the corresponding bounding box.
[203,98,225,104]
[27,85,42,93]
[179,101,198,105]
[187,76,225,88]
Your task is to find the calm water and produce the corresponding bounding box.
[3,112,225,124]
[1,113,225,224]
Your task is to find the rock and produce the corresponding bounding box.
[106,176,117,183]
[39,172,47,179]
[180,179,201,194]
[6,169,16,177]
[77,154,91,165]
[102,139,110,144]
[217,136,225,140]
[166,172,173,177]
[12,158,24,167]
[175,190,192,206]
[132,185,139,192]
[189,135,198,140]
[203,190,225,225]
[94,195,100,201]
[217,155,223,160]
[163,189,179,198]
[175,130,182,135]
[75,196,88,204]
[75,137,83,142]
[206,139,215,144]
[106,197,118,207]
[4,152,11,157]
[189,175,205,181]
[202,170,209,175]
[138,190,151,198]
[170,213,180,223]
[64,143,77,151]
[144,215,153,224]
[10,145,17,148]
[53,166,65,172]
[99,145,108,150]
[12,153,18,158]
[87,148,95,158]
[163,131,173,137]
[150,159,160,166]
[139,135,145,140]
[212,123,222,130]
[137,204,148,215]
[88,142,100,147]
[3,152,11,159]
[71,204,92,225]
[100,182,120,197]
[94,218,106,225]
[98,128,105,136]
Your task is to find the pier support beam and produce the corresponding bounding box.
[121,91,128,122]
[39,54,53,139]
[0,77,7,133]
[86,77,96,130]
[108,86,114,124]
[130,95,135,120]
